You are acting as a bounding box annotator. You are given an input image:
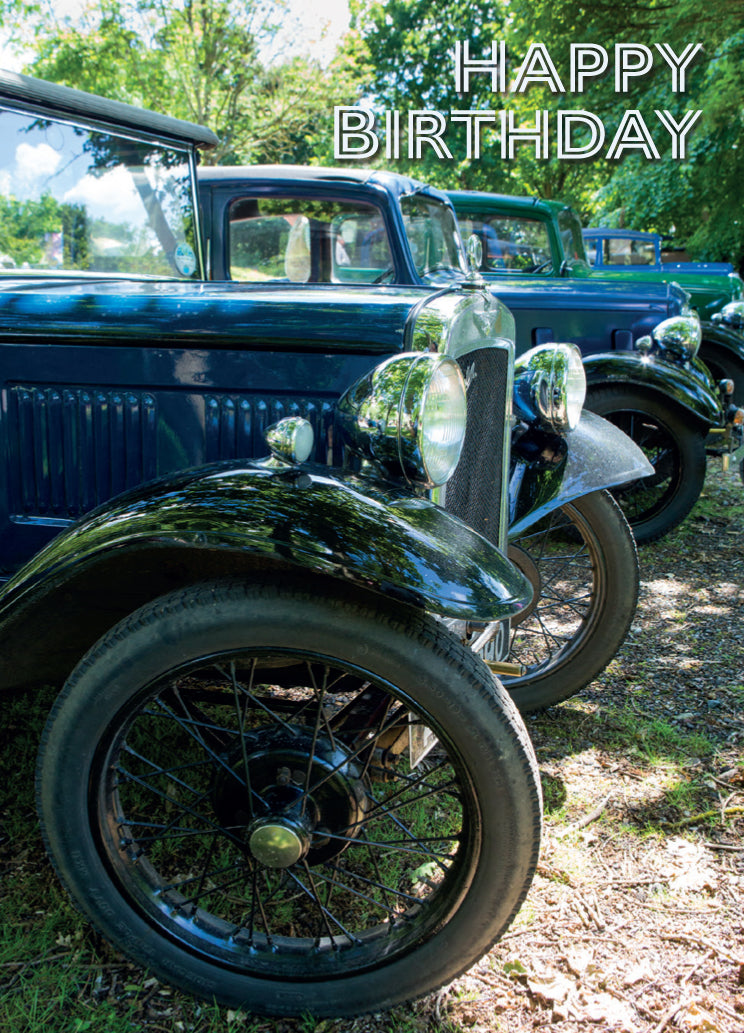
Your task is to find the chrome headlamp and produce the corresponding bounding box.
[712,300,744,330]
[265,417,315,464]
[652,314,702,361]
[337,352,467,487]
[513,343,586,433]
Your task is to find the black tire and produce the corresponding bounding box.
[37,579,541,1018]
[585,386,707,543]
[493,491,638,714]
[700,345,744,407]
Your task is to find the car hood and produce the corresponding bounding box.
[481,275,686,314]
[0,278,438,353]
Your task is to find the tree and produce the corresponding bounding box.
[14,0,359,166]
[349,0,744,263]
[506,0,744,261]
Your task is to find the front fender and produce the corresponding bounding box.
[509,412,653,537]
[0,460,530,690]
[583,351,722,426]
[701,321,744,364]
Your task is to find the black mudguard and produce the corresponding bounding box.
[509,412,653,537]
[0,459,530,690]
[702,321,744,365]
[583,351,722,426]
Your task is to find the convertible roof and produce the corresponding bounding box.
[196,164,452,204]
[0,68,218,148]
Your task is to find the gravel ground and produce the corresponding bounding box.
[422,462,744,1033]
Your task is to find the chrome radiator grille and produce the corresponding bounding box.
[442,346,510,551]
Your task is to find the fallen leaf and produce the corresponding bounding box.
[622,961,653,987]
[527,972,574,1004]
[679,1001,726,1032]
[565,947,594,976]
[578,991,641,1030]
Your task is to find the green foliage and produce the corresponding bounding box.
[4,0,744,263]
[9,0,359,167]
[346,0,744,264]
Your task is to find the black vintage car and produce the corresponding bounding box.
[0,70,656,1018]
[197,165,742,544]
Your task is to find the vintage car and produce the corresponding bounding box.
[582,227,736,276]
[448,191,744,407]
[0,70,658,1018]
[197,165,740,544]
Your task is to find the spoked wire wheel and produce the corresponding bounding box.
[38,580,541,1017]
[498,491,638,714]
[586,387,706,543]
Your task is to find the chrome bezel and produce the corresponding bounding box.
[337,352,467,487]
[714,300,744,330]
[512,343,586,433]
[652,314,702,361]
[265,416,315,463]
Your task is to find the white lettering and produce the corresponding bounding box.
[450,110,497,159]
[334,107,378,159]
[557,110,606,158]
[655,42,704,92]
[454,40,506,93]
[500,110,550,159]
[511,43,566,93]
[606,110,661,160]
[655,109,702,158]
[615,44,654,92]
[408,111,454,160]
[570,44,609,93]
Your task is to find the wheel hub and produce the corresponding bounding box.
[211,731,368,866]
[247,817,310,868]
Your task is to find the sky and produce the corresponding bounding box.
[0,0,352,71]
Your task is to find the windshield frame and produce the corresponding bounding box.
[0,99,206,282]
[399,190,469,285]
[557,207,592,272]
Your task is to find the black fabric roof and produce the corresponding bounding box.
[0,68,218,148]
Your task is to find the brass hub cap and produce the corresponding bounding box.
[248,818,310,869]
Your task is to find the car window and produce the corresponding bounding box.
[227,196,392,284]
[399,194,466,282]
[603,238,657,266]
[584,239,599,264]
[0,109,199,278]
[453,211,553,274]
[557,209,590,265]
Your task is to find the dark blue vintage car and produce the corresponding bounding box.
[197,165,740,544]
[0,70,658,1019]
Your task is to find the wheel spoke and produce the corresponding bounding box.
[289,864,362,946]
[90,643,478,979]
[116,764,249,852]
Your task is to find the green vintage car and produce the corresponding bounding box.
[449,191,744,403]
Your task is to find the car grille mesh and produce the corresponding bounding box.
[443,347,509,550]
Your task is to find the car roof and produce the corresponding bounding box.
[583,228,659,242]
[197,164,449,202]
[447,190,569,217]
[0,68,218,148]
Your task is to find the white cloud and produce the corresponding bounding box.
[13,141,62,192]
[63,165,145,224]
